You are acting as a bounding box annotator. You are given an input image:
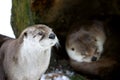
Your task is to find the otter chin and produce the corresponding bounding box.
[0,24,59,80]
[66,21,106,62]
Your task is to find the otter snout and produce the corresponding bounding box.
[49,33,55,39]
[91,56,97,61]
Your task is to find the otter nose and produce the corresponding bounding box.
[49,33,55,39]
[91,56,97,61]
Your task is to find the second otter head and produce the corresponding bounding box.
[65,21,107,62]
[66,30,100,62]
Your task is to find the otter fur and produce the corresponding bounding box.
[0,24,58,80]
[66,20,120,79]
[66,21,106,62]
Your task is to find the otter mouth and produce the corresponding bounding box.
[51,38,59,47]
[91,48,100,62]
[55,41,60,48]
[81,48,99,62]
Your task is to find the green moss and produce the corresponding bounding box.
[11,0,34,37]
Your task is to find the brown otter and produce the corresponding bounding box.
[66,20,120,79]
[0,24,59,80]
[66,21,106,62]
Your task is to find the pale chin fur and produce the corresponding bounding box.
[40,37,59,49]
[66,49,92,62]
[96,36,105,54]
[11,34,59,80]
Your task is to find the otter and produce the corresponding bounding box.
[66,21,106,62]
[0,24,59,80]
[66,20,120,79]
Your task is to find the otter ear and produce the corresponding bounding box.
[24,32,27,37]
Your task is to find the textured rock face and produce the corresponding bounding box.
[12,0,120,37]
[11,0,120,58]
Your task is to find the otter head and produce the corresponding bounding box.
[66,30,100,62]
[19,24,59,50]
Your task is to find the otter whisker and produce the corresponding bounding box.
[55,41,60,49]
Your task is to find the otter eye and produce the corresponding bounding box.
[38,32,43,35]
[24,32,27,37]
[71,48,75,51]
